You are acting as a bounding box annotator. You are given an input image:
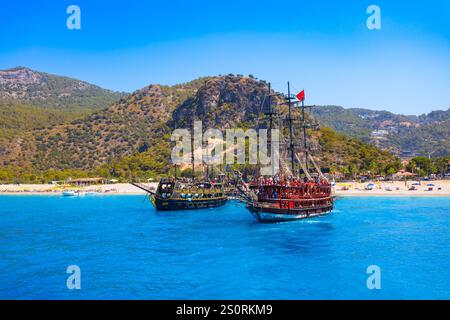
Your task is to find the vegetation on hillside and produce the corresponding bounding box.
[1,74,440,184]
[316,127,402,177]
[0,67,126,143]
[310,106,450,157]
[406,156,450,177]
[0,67,124,112]
[0,101,88,140]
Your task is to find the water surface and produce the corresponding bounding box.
[0,195,449,299]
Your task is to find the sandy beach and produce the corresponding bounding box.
[334,180,450,197]
[0,183,156,195]
[1,180,449,196]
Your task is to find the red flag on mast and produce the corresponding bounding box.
[296,90,305,102]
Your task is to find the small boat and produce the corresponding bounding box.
[62,190,78,197]
[133,105,228,211]
[133,179,227,211]
[152,179,227,211]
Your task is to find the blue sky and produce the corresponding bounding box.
[1,0,449,115]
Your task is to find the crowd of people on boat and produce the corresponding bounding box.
[251,174,330,187]
[252,175,332,201]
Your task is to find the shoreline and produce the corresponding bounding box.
[0,181,449,197]
[336,192,450,197]
[1,193,449,197]
[334,180,450,197]
[0,183,151,196]
[0,192,147,196]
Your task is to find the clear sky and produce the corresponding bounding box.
[1,0,449,115]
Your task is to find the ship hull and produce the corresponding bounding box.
[247,203,333,222]
[151,195,227,211]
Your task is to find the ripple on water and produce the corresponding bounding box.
[0,195,449,299]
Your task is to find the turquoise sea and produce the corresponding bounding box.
[0,195,449,299]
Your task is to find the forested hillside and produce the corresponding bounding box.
[310,106,450,157]
[0,75,401,183]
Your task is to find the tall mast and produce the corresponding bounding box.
[301,98,308,172]
[174,118,178,180]
[287,82,295,175]
[268,83,273,133]
[268,83,273,176]
[191,124,195,181]
[263,83,275,176]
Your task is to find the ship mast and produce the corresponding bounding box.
[174,118,178,180]
[174,162,177,180]
[265,83,275,176]
[286,82,295,175]
[268,83,273,134]
[301,97,308,172]
[191,126,195,181]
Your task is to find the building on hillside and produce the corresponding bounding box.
[70,178,108,186]
[371,129,389,138]
[393,170,416,180]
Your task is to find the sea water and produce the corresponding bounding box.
[0,195,449,299]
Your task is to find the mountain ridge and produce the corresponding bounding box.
[309,105,450,157]
[0,66,127,140]
[0,66,125,111]
[0,75,400,182]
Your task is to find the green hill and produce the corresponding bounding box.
[309,106,450,157]
[0,67,124,111]
[0,66,125,142]
[0,101,89,140]
[0,75,400,182]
